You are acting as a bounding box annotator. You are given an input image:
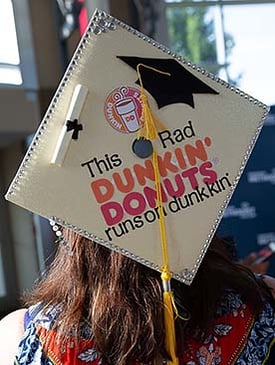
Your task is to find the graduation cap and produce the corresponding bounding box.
[5,10,268,364]
[117,56,219,109]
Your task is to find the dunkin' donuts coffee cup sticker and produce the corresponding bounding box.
[104,86,143,133]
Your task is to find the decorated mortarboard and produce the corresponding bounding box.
[6,9,267,283]
[5,9,268,363]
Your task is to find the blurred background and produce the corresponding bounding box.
[0,0,275,317]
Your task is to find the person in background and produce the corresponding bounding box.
[0,233,275,365]
[241,251,269,274]
[223,236,270,274]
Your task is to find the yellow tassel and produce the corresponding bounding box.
[163,291,179,365]
[161,269,179,364]
[137,63,169,141]
[136,63,179,365]
[154,147,179,365]
[138,93,167,141]
[139,93,158,140]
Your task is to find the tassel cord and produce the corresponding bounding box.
[136,63,187,365]
[136,63,169,140]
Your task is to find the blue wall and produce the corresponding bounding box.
[218,105,275,274]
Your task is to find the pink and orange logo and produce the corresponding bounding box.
[104,86,143,133]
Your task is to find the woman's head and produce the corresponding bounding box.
[26,230,268,365]
[28,229,165,363]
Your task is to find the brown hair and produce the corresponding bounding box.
[26,231,270,365]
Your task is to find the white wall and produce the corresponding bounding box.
[2,142,40,293]
[85,0,110,17]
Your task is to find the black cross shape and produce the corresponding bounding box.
[66,118,83,140]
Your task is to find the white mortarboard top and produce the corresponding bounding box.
[6,10,268,286]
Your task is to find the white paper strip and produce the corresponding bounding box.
[51,84,89,166]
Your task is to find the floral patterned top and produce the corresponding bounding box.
[15,290,275,365]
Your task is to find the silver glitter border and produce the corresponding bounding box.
[6,9,269,285]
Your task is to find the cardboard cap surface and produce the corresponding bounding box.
[6,10,268,284]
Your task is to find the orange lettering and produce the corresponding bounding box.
[133,160,154,186]
[91,178,114,203]
[157,151,178,177]
[185,139,208,166]
[113,168,134,193]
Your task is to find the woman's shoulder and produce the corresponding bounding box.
[0,308,27,365]
[216,276,275,318]
[0,303,60,365]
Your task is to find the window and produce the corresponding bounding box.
[0,0,22,85]
[223,3,275,105]
[165,0,275,106]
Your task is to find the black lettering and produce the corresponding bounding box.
[168,196,181,213]
[154,206,168,219]
[158,130,175,149]
[112,224,126,237]
[219,174,232,190]
[195,186,209,201]
[121,219,135,234]
[105,227,113,241]
[133,215,144,228]
[92,157,109,175]
[206,182,221,196]
[187,191,200,205]
[105,154,113,169]
[110,153,123,168]
[144,209,157,223]
[177,195,191,209]
[81,159,96,178]
[173,128,185,143]
[183,120,195,138]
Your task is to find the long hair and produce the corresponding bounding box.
[26,231,270,365]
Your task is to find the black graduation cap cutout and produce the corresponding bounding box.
[117,56,219,109]
[5,9,268,287]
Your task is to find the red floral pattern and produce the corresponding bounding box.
[15,291,275,365]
